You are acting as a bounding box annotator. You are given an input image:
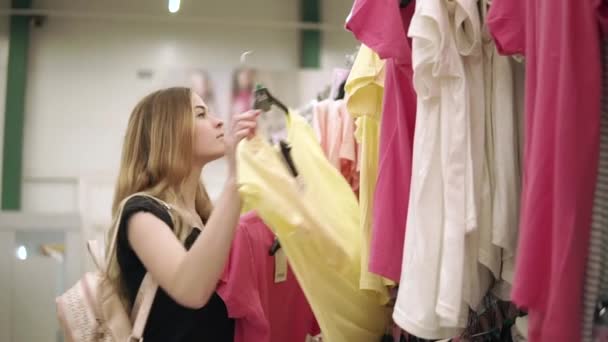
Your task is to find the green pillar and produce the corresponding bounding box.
[2,0,31,210]
[300,0,321,69]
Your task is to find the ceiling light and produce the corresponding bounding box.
[16,245,27,260]
[168,0,181,13]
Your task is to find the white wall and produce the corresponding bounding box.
[0,212,83,342]
[13,257,61,342]
[24,0,300,180]
[322,0,358,69]
[0,231,13,342]
[19,0,357,215]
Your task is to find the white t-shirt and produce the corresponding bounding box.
[453,0,498,312]
[481,0,524,300]
[393,0,469,338]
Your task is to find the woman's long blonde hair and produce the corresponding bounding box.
[105,87,213,305]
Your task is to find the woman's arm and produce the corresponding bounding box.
[127,110,259,309]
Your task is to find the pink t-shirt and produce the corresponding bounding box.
[487,1,603,341]
[313,99,359,193]
[217,212,319,342]
[231,90,253,117]
[346,0,417,282]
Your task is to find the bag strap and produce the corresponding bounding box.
[130,273,157,340]
[104,192,173,340]
[105,192,144,268]
[87,240,106,270]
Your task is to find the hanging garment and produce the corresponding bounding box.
[487,0,603,340]
[312,99,359,194]
[583,38,608,342]
[217,212,319,342]
[236,111,390,342]
[479,0,524,301]
[346,0,417,284]
[231,90,254,117]
[392,0,470,338]
[344,44,395,295]
[450,0,495,321]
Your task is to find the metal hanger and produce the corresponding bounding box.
[253,84,289,114]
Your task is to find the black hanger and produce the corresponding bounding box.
[279,141,298,177]
[269,141,300,256]
[268,238,281,256]
[335,79,346,100]
[399,0,412,8]
[253,84,289,114]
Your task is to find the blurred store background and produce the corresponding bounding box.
[0,1,358,340]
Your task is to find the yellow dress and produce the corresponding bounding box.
[345,45,394,294]
[237,111,389,342]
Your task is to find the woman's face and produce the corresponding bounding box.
[191,92,225,164]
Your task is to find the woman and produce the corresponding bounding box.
[229,67,256,117]
[105,87,259,341]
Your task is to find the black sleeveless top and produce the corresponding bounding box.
[116,196,234,341]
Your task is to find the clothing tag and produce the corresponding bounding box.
[274,248,288,283]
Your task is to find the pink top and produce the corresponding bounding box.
[217,212,319,342]
[487,1,604,341]
[231,90,253,116]
[313,99,359,193]
[346,0,417,282]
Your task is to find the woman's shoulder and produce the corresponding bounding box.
[121,195,174,229]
